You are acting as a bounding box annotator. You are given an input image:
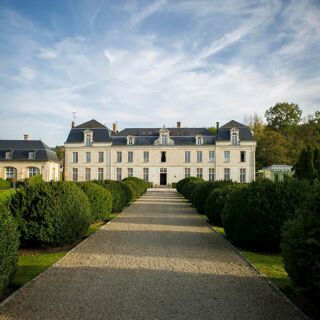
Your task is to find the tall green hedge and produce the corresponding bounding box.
[8,182,91,247]
[77,182,112,222]
[181,178,204,201]
[177,177,201,193]
[281,184,320,299]
[115,181,133,204]
[0,202,19,293]
[123,177,148,197]
[191,181,214,213]
[222,179,311,251]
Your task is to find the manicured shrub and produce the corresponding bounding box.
[8,182,91,247]
[94,180,127,212]
[205,183,243,226]
[116,181,133,205]
[222,179,311,251]
[25,175,43,186]
[177,177,200,193]
[181,178,204,201]
[123,177,148,199]
[0,178,11,189]
[0,202,19,293]
[122,179,140,201]
[77,182,112,222]
[281,184,320,299]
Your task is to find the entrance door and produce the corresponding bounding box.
[160,168,167,185]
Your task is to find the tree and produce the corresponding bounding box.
[313,148,320,179]
[207,127,217,135]
[265,102,302,130]
[293,146,316,181]
[54,146,65,161]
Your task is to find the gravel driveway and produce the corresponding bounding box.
[0,189,305,320]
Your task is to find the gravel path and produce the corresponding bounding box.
[0,189,305,320]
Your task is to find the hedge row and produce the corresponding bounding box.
[176,176,319,298]
[0,177,148,293]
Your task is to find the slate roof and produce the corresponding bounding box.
[65,119,254,145]
[0,140,59,162]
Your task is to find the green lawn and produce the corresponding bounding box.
[0,189,14,202]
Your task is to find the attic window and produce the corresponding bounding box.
[28,152,35,160]
[196,135,203,145]
[231,132,238,145]
[5,151,12,159]
[84,130,93,147]
[127,136,134,145]
[161,134,168,145]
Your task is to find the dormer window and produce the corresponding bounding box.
[5,151,12,159]
[230,128,240,145]
[84,130,93,147]
[196,135,203,145]
[127,136,135,145]
[154,127,174,146]
[161,134,168,145]
[28,152,35,160]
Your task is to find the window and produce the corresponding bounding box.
[143,168,149,182]
[160,168,167,173]
[128,168,133,177]
[209,151,215,162]
[117,151,122,163]
[128,151,133,163]
[98,168,104,180]
[209,168,215,181]
[6,167,15,179]
[240,168,246,183]
[224,168,230,181]
[185,151,191,163]
[196,136,203,145]
[72,168,78,182]
[224,151,230,162]
[28,152,35,160]
[85,134,92,147]
[5,151,11,159]
[143,151,149,163]
[116,168,122,181]
[240,151,246,162]
[197,151,202,163]
[127,137,134,145]
[98,152,104,163]
[86,152,91,163]
[161,135,168,145]
[85,168,91,181]
[185,168,191,178]
[72,152,78,163]
[197,168,203,179]
[161,151,166,163]
[231,132,238,145]
[28,167,39,177]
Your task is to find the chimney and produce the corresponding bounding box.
[24,134,29,141]
[177,121,181,128]
[72,121,75,128]
[112,122,118,133]
[216,121,219,132]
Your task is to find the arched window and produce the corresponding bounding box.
[196,135,203,145]
[231,132,238,145]
[28,167,40,177]
[128,137,134,145]
[6,167,16,179]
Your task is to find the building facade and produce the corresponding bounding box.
[64,119,256,185]
[0,136,60,182]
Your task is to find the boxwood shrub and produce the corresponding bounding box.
[222,179,311,251]
[116,181,133,204]
[177,177,200,193]
[181,178,204,201]
[8,182,91,247]
[123,177,148,200]
[191,181,214,212]
[77,182,112,222]
[0,201,19,293]
[281,184,320,299]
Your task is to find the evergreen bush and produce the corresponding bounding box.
[0,178,11,189]
[181,178,204,201]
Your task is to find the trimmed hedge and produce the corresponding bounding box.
[222,179,311,251]
[181,178,204,201]
[281,184,320,299]
[8,182,91,247]
[77,182,112,222]
[116,181,133,205]
[0,201,19,293]
[123,177,148,200]
[191,181,214,212]
[177,177,201,193]
[205,183,243,226]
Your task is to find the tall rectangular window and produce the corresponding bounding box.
[128,168,133,177]
[185,168,191,178]
[161,135,168,145]
[197,168,203,178]
[28,152,35,160]
[128,151,133,163]
[240,151,246,163]
[209,168,215,181]
[6,167,15,179]
[116,168,122,181]
[98,168,104,180]
[143,168,149,182]
[85,168,91,181]
[224,168,230,181]
[197,151,202,163]
[117,151,122,163]
[86,152,91,163]
[209,151,215,162]
[185,151,191,163]
[5,152,11,159]
[161,151,166,162]
[98,152,104,163]
[85,134,92,147]
[144,151,149,163]
[72,168,78,181]
[224,151,230,162]
[240,168,246,183]
[72,152,78,163]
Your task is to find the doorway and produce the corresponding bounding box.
[160,168,167,185]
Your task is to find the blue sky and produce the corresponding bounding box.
[0,0,319,146]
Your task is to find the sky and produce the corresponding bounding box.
[0,0,319,146]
